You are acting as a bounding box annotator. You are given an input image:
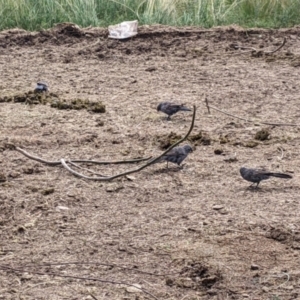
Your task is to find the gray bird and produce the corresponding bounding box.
[34,81,48,93]
[240,167,292,188]
[157,102,191,120]
[151,144,193,168]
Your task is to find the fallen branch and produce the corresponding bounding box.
[68,161,108,177]
[205,98,299,127]
[15,147,152,165]
[60,105,196,180]
[15,105,196,181]
[205,97,210,114]
[265,37,286,54]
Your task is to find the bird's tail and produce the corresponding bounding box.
[267,172,292,179]
[180,106,192,112]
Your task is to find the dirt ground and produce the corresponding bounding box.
[1,23,300,300]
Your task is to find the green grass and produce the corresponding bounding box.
[0,0,300,31]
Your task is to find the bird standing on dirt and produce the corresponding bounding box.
[151,144,193,168]
[157,101,191,120]
[34,81,48,93]
[240,167,292,188]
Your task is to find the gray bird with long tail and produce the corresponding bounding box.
[151,144,193,168]
[240,167,292,188]
[157,102,191,120]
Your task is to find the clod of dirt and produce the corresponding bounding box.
[156,132,182,150]
[191,46,208,57]
[188,131,211,146]
[214,148,223,155]
[16,226,26,234]
[96,120,104,126]
[266,227,291,242]
[255,129,270,141]
[51,99,105,113]
[0,91,106,113]
[89,102,106,113]
[22,167,34,174]
[145,66,157,72]
[224,156,238,163]
[243,140,259,148]
[0,173,6,182]
[219,135,229,144]
[52,23,83,38]
[0,91,58,105]
[41,188,55,195]
[251,264,259,270]
[291,57,300,67]
[155,131,211,150]
[251,50,264,58]
[266,227,300,250]
[173,261,222,290]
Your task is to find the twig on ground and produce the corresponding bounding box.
[68,161,108,177]
[205,99,299,127]
[89,293,99,300]
[0,265,159,300]
[265,37,286,54]
[15,147,151,165]
[277,147,285,160]
[205,97,210,114]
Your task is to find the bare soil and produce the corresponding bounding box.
[1,23,300,300]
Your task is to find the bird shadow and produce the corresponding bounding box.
[150,166,183,175]
[236,184,299,193]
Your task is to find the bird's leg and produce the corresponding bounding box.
[256,182,260,188]
[166,115,171,121]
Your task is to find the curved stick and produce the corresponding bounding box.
[61,105,196,181]
[15,147,152,165]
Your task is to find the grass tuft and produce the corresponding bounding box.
[0,0,300,31]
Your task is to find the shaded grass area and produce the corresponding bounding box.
[0,0,300,31]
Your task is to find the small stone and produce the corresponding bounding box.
[262,286,269,293]
[255,129,270,141]
[251,264,259,270]
[56,206,69,211]
[145,66,157,72]
[106,184,123,192]
[214,149,223,155]
[41,188,55,195]
[126,284,142,293]
[125,175,135,181]
[212,205,224,210]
